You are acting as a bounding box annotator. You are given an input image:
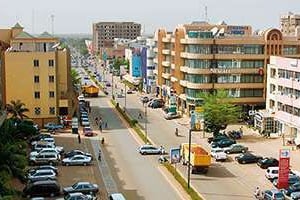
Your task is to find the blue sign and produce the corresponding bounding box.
[132,54,142,77]
[170,148,180,164]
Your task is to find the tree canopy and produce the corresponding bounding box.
[6,100,29,120]
[200,90,241,135]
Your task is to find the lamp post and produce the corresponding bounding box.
[145,103,148,143]
[124,82,127,110]
[111,72,115,100]
[187,129,192,188]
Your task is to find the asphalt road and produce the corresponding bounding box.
[86,95,186,200]
[106,72,275,200]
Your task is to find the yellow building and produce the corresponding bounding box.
[0,23,75,126]
[154,21,300,114]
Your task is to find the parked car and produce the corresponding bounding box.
[31,137,55,146]
[63,182,99,195]
[27,169,57,182]
[32,141,64,154]
[27,166,58,176]
[210,147,227,162]
[30,148,61,159]
[257,157,279,169]
[30,134,53,144]
[164,112,180,120]
[291,191,300,200]
[211,139,236,148]
[109,193,126,200]
[29,153,60,166]
[263,189,285,200]
[138,144,165,155]
[81,118,90,126]
[83,126,94,137]
[235,153,263,164]
[273,175,300,188]
[62,155,92,166]
[44,123,63,131]
[265,167,294,181]
[207,134,229,144]
[23,180,61,198]
[283,182,300,197]
[148,99,164,108]
[140,96,151,104]
[223,144,248,154]
[64,150,92,160]
[227,130,242,139]
[126,89,134,94]
[64,192,94,200]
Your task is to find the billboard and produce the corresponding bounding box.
[170,148,180,164]
[132,54,142,77]
[277,149,290,189]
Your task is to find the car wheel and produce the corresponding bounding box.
[242,160,246,164]
[50,192,55,197]
[83,162,87,166]
[241,150,246,153]
[26,194,31,198]
[225,151,229,154]
[142,152,146,155]
[65,162,70,166]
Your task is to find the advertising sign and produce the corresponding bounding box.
[277,149,290,189]
[71,117,79,134]
[190,106,204,131]
[132,55,142,77]
[170,148,180,164]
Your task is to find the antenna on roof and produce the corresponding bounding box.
[50,14,55,35]
[205,5,208,22]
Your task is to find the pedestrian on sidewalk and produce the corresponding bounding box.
[99,119,103,132]
[95,117,99,125]
[98,149,101,161]
[104,122,108,129]
[138,112,143,119]
[77,134,81,144]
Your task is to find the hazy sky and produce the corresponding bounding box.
[1,0,299,35]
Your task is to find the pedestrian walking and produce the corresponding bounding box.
[138,112,143,119]
[95,117,99,125]
[99,119,103,132]
[77,134,81,144]
[104,122,108,129]
[98,149,101,161]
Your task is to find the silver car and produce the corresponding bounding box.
[62,155,92,166]
[138,145,165,155]
[27,169,56,182]
[30,148,61,160]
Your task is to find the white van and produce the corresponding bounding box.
[265,166,294,181]
[109,193,126,200]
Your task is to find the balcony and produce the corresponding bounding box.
[180,80,187,87]
[171,64,175,70]
[153,58,158,63]
[162,35,171,43]
[171,51,175,56]
[162,73,171,79]
[214,53,265,60]
[210,68,262,74]
[186,82,213,89]
[180,66,188,73]
[171,77,178,82]
[214,83,264,89]
[162,49,171,55]
[153,47,158,53]
[180,52,213,59]
[162,61,171,67]
[180,38,214,44]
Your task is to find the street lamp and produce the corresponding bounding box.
[124,82,127,111]
[111,72,115,100]
[144,103,148,143]
[187,129,192,188]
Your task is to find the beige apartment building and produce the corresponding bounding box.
[92,21,141,57]
[0,23,75,126]
[280,12,300,36]
[154,21,300,114]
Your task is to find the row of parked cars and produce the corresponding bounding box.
[24,133,98,199]
[79,101,95,137]
[208,131,300,199]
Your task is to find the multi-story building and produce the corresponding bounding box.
[254,56,300,145]
[280,12,300,36]
[92,21,141,58]
[0,23,75,126]
[154,21,300,114]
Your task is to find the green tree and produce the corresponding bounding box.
[201,90,241,136]
[71,68,81,87]
[6,100,29,120]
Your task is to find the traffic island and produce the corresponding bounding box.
[110,99,203,200]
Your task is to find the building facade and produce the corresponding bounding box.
[154,22,300,114]
[0,23,75,126]
[256,56,300,145]
[280,12,300,36]
[92,21,141,58]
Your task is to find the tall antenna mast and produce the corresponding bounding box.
[205,6,208,22]
[50,14,55,35]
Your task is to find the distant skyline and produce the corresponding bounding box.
[1,0,299,35]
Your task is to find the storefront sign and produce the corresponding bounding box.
[170,148,180,164]
[277,149,290,189]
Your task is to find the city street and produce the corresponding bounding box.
[103,71,286,200]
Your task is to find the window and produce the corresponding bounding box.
[49,59,54,67]
[33,59,39,67]
[49,91,55,98]
[34,76,39,83]
[34,107,41,115]
[49,76,55,82]
[34,92,40,99]
[49,107,55,115]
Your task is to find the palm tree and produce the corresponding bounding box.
[71,68,81,87]
[6,100,29,120]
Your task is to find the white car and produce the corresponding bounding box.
[32,141,64,153]
[30,148,61,159]
[291,191,300,200]
[27,169,57,182]
[138,144,165,155]
[210,148,227,161]
[62,155,92,166]
[31,137,55,146]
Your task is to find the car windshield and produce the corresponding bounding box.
[72,182,79,188]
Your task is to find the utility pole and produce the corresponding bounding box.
[188,129,192,188]
[124,82,127,110]
[145,104,148,143]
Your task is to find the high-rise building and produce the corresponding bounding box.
[92,22,141,58]
[280,12,300,36]
[154,22,300,114]
[254,56,300,145]
[0,23,75,126]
